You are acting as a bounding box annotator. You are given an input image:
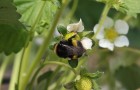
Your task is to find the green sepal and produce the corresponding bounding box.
[92,80,101,90]
[49,44,54,50]
[78,31,91,38]
[83,71,103,79]
[80,67,88,75]
[53,36,62,42]
[57,25,67,36]
[91,39,95,48]
[68,59,78,68]
[85,31,94,38]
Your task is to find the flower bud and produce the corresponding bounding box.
[75,76,92,90]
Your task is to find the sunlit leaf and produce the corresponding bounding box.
[13,0,59,33]
[123,0,140,16]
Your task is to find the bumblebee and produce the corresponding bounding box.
[54,32,85,61]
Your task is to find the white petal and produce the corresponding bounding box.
[114,36,129,47]
[77,19,84,32]
[115,20,129,34]
[103,16,114,28]
[99,39,114,51]
[93,24,104,39]
[67,19,84,32]
[81,37,93,49]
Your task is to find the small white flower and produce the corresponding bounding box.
[93,17,129,51]
[81,37,93,50]
[67,19,84,32]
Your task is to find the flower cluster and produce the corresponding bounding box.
[55,17,129,52]
[54,19,93,68]
[66,19,93,50]
[93,17,129,51]
[55,19,93,50]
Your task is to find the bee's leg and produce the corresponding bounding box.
[68,59,78,68]
[71,39,78,47]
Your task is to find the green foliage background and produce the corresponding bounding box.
[0,0,140,90]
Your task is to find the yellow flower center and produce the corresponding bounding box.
[105,28,118,42]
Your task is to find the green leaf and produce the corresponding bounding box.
[127,28,140,49]
[74,0,104,29]
[115,64,140,90]
[96,0,140,17]
[122,0,140,16]
[0,0,28,55]
[13,0,59,33]
[37,71,53,84]
[68,59,78,68]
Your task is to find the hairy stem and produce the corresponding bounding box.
[9,52,22,90]
[20,1,69,89]
[65,0,79,24]
[44,61,77,75]
[93,4,111,39]
[0,55,12,89]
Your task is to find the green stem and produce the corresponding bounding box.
[119,47,140,55]
[29,66,62,90]
[45,66,61,90]
[18,42,32,90]
[18,1,45,88]
[44,61,77,75]
[9,52,22,90]
[65,0,79,24]
[20,42,32,75]
[20,0,46,76]
[17,47,27,90]
[53,71,67,90]
[0,55,11,89]
[29,1,46,38]
[28,65,44,90]
[20,1,69,89]
[93,4,111,39]
[107,60,116,90]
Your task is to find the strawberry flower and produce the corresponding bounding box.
[93,17,129,51]
[67,19,93,50]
